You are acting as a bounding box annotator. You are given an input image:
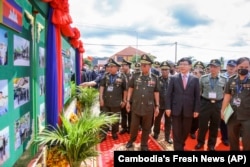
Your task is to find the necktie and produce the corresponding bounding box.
[183,75,187,89]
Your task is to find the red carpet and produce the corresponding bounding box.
[97,128,242,167]
[97,131,163,167]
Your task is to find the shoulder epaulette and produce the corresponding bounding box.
[229,74,237,79]
[151,73,158,78]
[219,74,227,79]
[200,74,209,78]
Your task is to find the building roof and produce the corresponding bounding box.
[111,46,147,57]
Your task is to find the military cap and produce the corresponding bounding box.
[107,58,121,67]
[121,58,132,66]
[166,60,175,67]
[208,59,221,67]
[140,54,153,64]
[154,61,161,67]
[193,61,205,69]
[227,59,237,67]
[160,61,171,70]
[134,62,141,69]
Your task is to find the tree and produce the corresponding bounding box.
[83,58,92,69]
[220,56,225,69]
[130,54,156,65]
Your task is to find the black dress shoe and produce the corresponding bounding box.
[152,134,158,140]
[222,140,229,146]
[126,142,133,148]
[112,134,118,140]
[119,129,127,134]
[207,146,215,151]
[190,133,196,139]
[141,147,150,151]
[165,138,173,144]
[195,143,204,149]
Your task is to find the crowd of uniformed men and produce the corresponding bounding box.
[80,54,250,151]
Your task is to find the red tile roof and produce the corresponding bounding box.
[112,46,147,57]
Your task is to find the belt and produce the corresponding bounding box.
[201,97,223,103]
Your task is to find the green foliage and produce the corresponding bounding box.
[70,81,77,98]
[76,86,98,110]
[83,58,92,69]
[35,110,119,166]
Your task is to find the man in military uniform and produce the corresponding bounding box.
[221,57,250,150]
[133,62,141,74]
[193,61,206,71]
[195,59,227,151]
[189,61,205,139]
[151,61,161,76]
[219,59,237,146]
[120,58,132,134]
[152,61,173,144]
[80,63,110,88]
[125,54,160,151]
[99,58,127,141]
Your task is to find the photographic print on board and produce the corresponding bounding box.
[0,127,10,165]
[38,103,45,133]
[13,35,30,66]
[0,80,8,117]
[39,76,45,96]
[39,47,45,68]
[13,77,30,109]
[14,112,31,150]
[0,28,8,66]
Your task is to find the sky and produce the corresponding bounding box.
[69,0,250,64]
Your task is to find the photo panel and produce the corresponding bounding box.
[14,112,31,150]
[13,35,30,66]
[0,28,8,66]
[39,47,45,68]
[13,77,30,109]
[39,76,45,96]
[0,126,10,165]
[38,103,45,133]
[0,80,8,117]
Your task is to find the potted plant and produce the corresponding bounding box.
[35,110,119,167]
[76,86,98,113]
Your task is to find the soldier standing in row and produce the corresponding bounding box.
[221,57,250,150]
[125,54,160,151]
[99,58,127,141]
[195,59,227,151]
[189,61,206,139]
[120,59,132,134]
[152,61,173,144]
[219,59,237,146]
[133,62,141,74]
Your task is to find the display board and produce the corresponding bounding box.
[0,0,45,166]
[0,0,77,166]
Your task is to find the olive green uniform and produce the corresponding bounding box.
[153,76,172,140]
[225,74,250,150]
[197,73,227,148]
[99,72,127,137]
[128,72,160,149]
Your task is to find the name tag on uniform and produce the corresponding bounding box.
[208,92,217,99]
[233,97,241,107]
[107,85,114,92]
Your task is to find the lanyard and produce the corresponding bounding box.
[110,74,117,84]
[209,77,218,90]
[236,76,248,94]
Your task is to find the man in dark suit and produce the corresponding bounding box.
[165,57,200,151]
